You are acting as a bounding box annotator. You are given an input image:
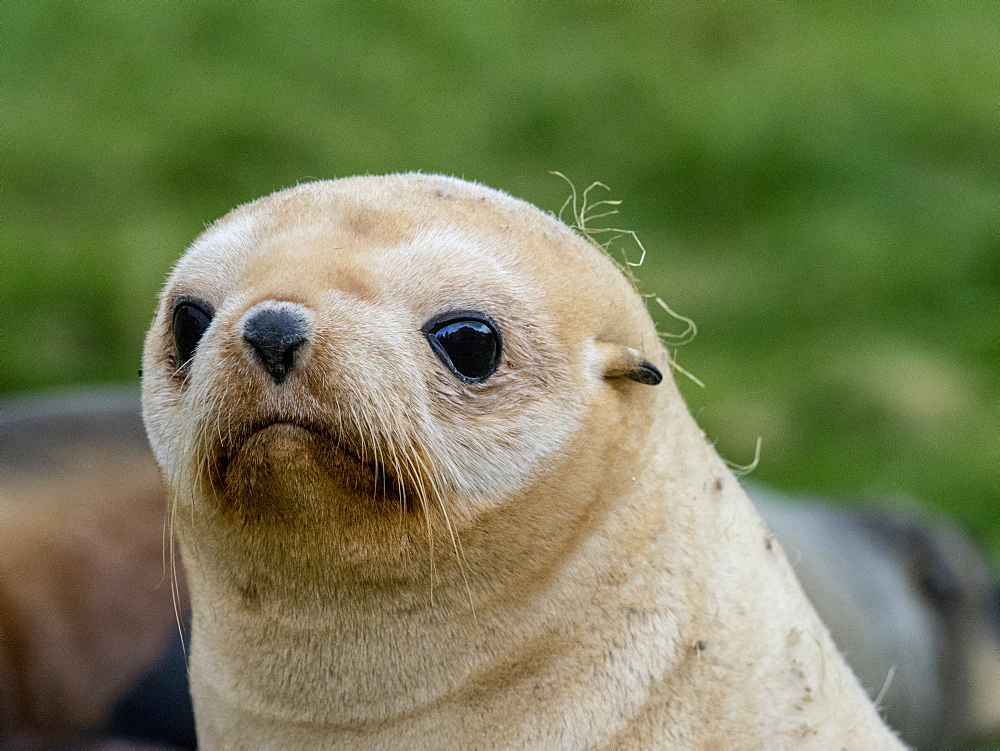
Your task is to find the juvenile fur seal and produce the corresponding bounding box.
[141,174,905,749]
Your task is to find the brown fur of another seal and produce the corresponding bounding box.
[141,174,905,749]
[0,389,185,736]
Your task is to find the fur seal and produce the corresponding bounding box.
[141,174,905,749]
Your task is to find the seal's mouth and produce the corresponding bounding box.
[208,418,407,507]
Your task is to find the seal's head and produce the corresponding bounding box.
[142,174,668,601]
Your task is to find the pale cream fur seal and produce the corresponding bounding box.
[141,174,905,749]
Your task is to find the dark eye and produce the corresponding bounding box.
[424,313,502,383]
[172,299,214,366]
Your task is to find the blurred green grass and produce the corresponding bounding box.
[2,2,997,560]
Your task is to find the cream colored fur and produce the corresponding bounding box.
[142,174,905,749]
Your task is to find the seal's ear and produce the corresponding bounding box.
[595,341,663,386]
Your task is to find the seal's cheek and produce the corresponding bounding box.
[221,424,400,524]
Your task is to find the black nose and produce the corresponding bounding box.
[243,305,309,384]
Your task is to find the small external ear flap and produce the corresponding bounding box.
[626,360,663,385]
[595,342,663,386]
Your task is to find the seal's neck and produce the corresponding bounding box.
[181,386,897,749]
[182,387,702,744]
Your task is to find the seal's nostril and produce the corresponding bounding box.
[243,306,309,384]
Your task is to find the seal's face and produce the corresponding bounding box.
[143,175,663,581]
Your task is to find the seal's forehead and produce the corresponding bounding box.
[204,175,581,259]
[165,174,652,350]
[174,174,591,292]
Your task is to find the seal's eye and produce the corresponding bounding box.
[425,314,502,383]
[172,299,214,366]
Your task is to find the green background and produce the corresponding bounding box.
[2,3,997,563]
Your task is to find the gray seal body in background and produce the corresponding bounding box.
[751,483,1000,749]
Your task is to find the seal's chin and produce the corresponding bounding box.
[220,422,402,522]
